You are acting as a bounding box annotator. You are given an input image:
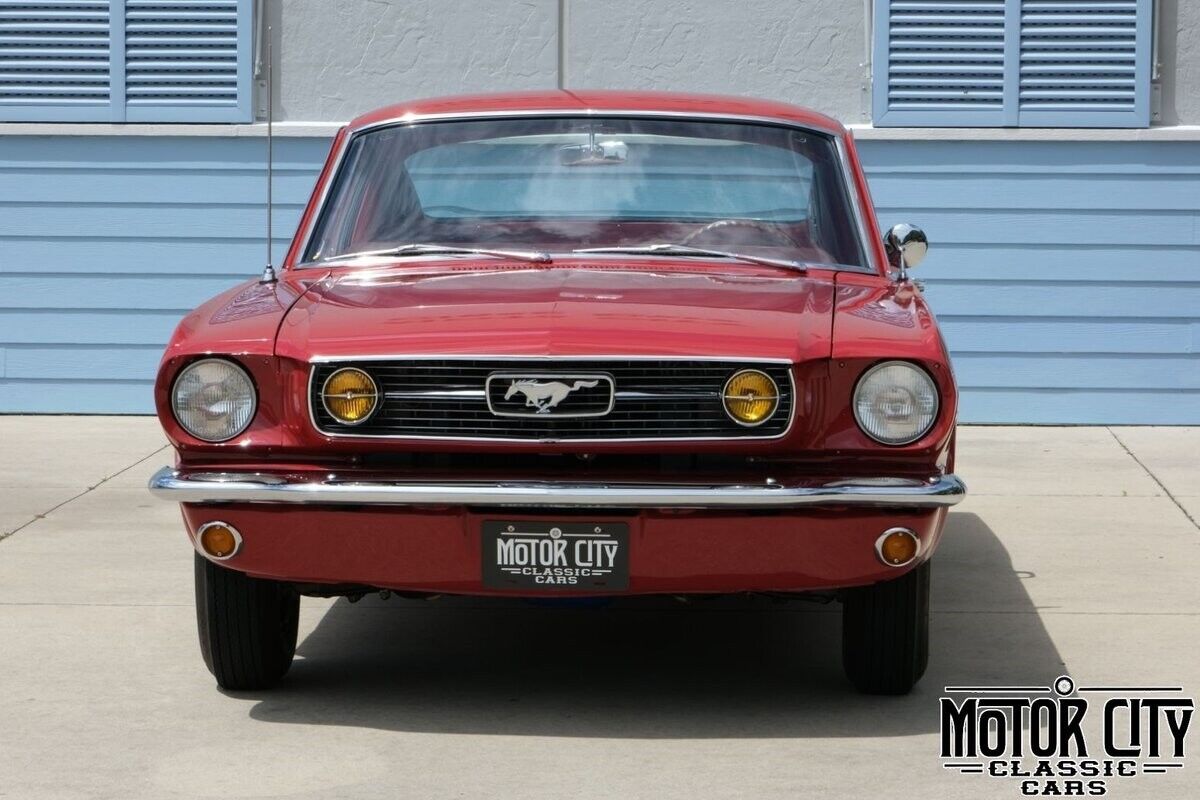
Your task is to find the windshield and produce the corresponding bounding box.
[304,116,868,269]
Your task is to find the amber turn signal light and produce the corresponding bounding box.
[321,367,379,425]
[875,527,920,567]
[722,369,779,426]
[196,522,242,560]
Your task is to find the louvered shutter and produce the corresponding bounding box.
[0,0,251,123]
[0,1,112,121]
[873,0,1009,126]
[1017,0,1150,126]
[874,0,1152,128]
[123,0,251,122]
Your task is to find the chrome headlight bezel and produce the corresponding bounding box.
[852,360,940,446]
[170,358,258,443]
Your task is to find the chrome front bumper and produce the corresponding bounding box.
[148,467,966,509]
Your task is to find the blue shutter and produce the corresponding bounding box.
[123,0,252,122]
[0,1,112,121]
[874,0,1152,128]
[0,0,252,123]
[873,0,1010,126]
[1017,0,1151,127]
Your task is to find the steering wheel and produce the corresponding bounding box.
[680,218,798,247]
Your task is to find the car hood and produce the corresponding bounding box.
[274,262,837,363]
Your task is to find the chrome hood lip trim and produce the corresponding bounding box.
[149,467,966,509]
[307,354,795,363]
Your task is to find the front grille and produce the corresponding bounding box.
[310,359,794,441]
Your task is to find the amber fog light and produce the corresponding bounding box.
[197,522,242,560]
[321,368,378,424]
[723,369,779,426]
[875,527,920,567]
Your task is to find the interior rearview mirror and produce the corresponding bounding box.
[559,140,628,166]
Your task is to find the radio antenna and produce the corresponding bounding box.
[260,23,277,284]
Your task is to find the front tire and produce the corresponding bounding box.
[841,559,930,695]
[194,553,299,690]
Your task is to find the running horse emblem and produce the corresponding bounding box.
[504,379,599,413]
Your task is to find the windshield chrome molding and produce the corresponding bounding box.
[834,136,879,274]
[304,355,797,443]
[292,109,878,274]
[350,108,846,137]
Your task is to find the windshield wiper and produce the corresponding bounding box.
[572,244,807,273]
[324,243,553,264]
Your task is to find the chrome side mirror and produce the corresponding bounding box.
[885,223,928,281]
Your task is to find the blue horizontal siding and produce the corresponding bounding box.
[872,209,1198,246]
[959,389,1198,425]
[0,170,317,204]
[953,354,1200,391]
[939,318,1200,355]
[0,203,307,240]
[4,345,162,380]
[0,136,325,413]
[860,139,1200,424]
[914,244,1200,283]
[0,275,249,310]
[0,135,1197,423]
[869,174,1200,211]
[0,309,189,346]
[0,379,154,414]
[0,239,298,275]
[860,141,1200,173]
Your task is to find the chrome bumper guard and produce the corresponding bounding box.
[148,467,965,509]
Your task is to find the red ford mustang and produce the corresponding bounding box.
[149,91,964,694]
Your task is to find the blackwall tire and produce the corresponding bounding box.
[841,559,931,695]
[194,553,300,690]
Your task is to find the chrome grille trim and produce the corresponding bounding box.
[307,356,796,442]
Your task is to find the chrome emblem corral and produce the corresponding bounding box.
[485,373,615,418]
[506,379,597,412]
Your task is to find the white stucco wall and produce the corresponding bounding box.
[270,0,1198,126]
[273,0,560,122]
[563,0,866,122]
[271,0,867,123]
[1159,0,1200,125]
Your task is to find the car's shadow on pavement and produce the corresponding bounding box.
[244,512,1065,737]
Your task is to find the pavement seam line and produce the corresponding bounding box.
[0,443,170,544]
[1107,427,1200,533]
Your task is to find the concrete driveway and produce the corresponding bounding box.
[1,418,1197,799]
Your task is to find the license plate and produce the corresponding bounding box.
[482,520,630,591]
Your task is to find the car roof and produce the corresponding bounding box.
[346,90,847,137]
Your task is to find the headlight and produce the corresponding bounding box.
[853,361,939,445]
[321,367,378,425]
[171,358,257,442]
[723,369,779,426]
